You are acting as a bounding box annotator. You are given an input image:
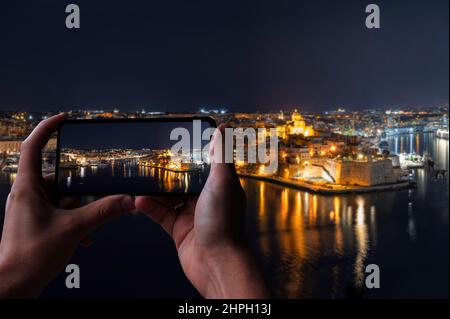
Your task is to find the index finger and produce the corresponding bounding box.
[17,113,66,180]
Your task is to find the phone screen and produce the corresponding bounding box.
[56,118,216,195]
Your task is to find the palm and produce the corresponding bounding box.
[136,171,246,293]
[134,124,260,297]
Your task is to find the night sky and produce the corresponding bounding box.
[0,0,448,112]
[60,121,213,150]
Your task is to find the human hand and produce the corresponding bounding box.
[0,114,135,298]
[135,125,270,298]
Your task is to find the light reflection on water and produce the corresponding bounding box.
[242,180,378,297]
[57,161,208,193]
[242,133,448,298]
[0,133,448,298]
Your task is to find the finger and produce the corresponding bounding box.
[71,195,135,236]
[135,196,178,235]
[18,113,66,181]
[209,124,239,180]
[151,196,188,209]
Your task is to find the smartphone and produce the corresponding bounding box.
[55,117,216,195]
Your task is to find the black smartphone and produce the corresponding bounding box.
[55,117,216,195]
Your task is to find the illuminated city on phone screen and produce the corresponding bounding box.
[58,121,212,193]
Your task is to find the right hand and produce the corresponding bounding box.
[135,125,270,298]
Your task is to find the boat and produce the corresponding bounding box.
[423,151,432,162]
[90,160,109,168]
[398,153,425,169]
[60,162,78,169]
[436,128,449,140]
[60,159,78,169]
[2,164,18,173]
[42,161,55,173]
[80,162,90,168]
[368,135,380,145]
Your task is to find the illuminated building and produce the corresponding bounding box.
[308,156,400,186]
[288,109,315,137]
[276,125,287,139]
[0,138,57,154]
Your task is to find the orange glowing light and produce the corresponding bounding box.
[329,211,335,220]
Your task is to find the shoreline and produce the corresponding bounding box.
[238,173,416,195]
[139,164,200,173]
[62,164,200,174]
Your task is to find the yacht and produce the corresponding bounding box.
[60,159,78,168]
[436,128,449,140]
[42,161,55,173]
[2,163,18,173]
[90,160,109,168]
[398,153,425,169]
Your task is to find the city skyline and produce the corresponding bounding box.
[0,0,448,300]
[0,95,448,298]
[0,0,448,113]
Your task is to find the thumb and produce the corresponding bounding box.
[72,195,135,236]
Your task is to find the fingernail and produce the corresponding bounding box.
[121,195,135,211]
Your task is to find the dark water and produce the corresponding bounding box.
[0,133,448,298]
[58,161,209,194]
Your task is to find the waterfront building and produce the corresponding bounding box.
[279,145,311,164]
[288,109,315,137]
[0,138,56,154]
[275,154,401,187]
[0,140,22,154]
[310,156,400,186]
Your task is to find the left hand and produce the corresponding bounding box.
[0,114,135,298]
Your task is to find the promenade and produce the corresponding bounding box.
[238,173,415,195]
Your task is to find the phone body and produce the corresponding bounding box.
[55,117,216,196]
